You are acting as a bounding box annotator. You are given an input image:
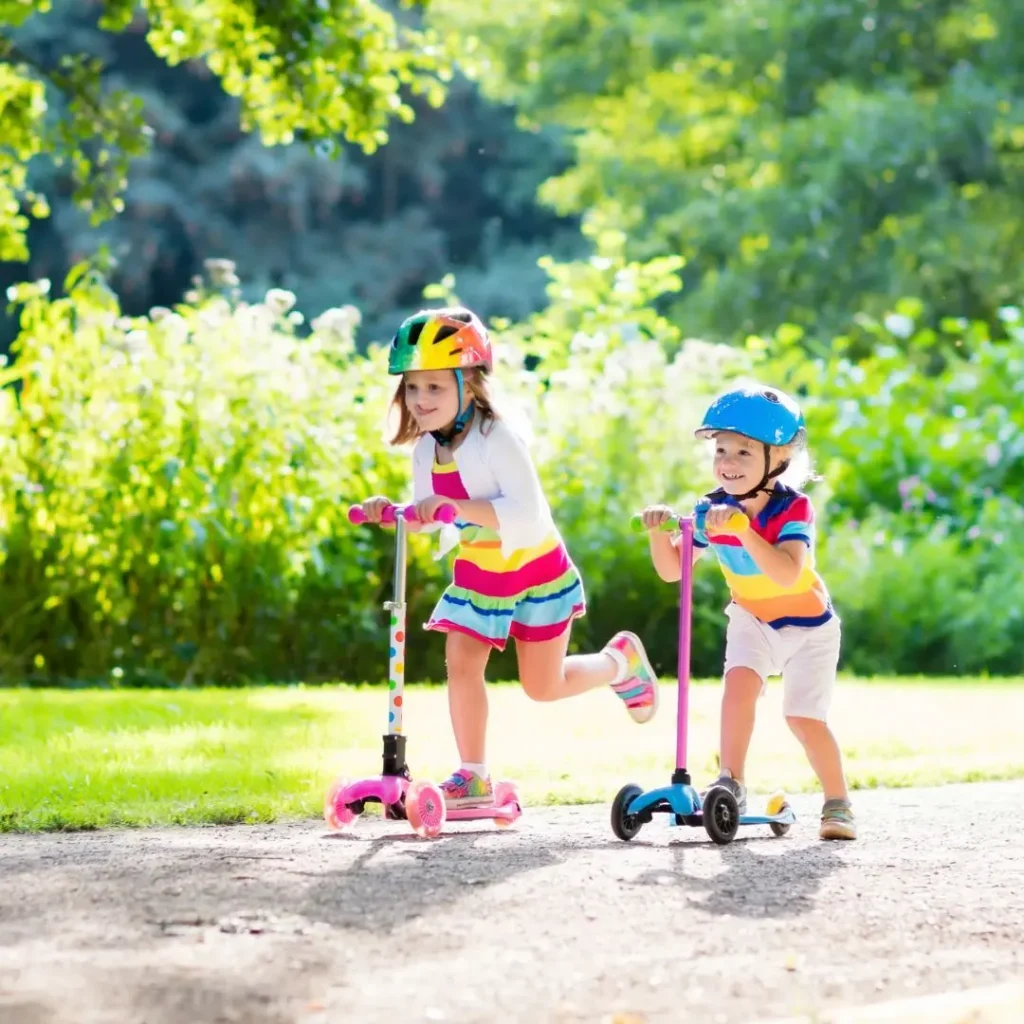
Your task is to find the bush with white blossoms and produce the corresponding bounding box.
[1,249,1022,683]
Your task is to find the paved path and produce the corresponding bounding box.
[1,782,1023,1023]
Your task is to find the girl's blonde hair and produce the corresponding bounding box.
[389,368,500,445]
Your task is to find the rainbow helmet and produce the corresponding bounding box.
[388,307,492,375]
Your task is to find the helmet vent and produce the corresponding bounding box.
[763,389,781,403]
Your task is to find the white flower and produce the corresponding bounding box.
[265,288,297,316]
[883,313,914,339]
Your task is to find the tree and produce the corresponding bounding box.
[0,0,449,263]
[431,0,1024,346]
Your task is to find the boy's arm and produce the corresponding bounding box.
[649,530,705,583]
[737,531,806,587]
[649,530,683,582]
[732,495,814,587]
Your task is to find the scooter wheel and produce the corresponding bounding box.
[703,786,740,845]
[493,781,522,829]
[406,781,447,839]
[323,777,357,831]
[611,783,644,841]
[765,790,791,837]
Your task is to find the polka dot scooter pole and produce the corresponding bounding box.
[322,500,457,835]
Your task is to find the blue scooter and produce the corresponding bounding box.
[610,508,797,845]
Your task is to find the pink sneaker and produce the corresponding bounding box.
[438,769,493,808]
[605,631,659,723]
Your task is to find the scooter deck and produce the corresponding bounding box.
[627,784,796,828]
[446,798,522,822]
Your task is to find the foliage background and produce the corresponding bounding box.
[1,0,1022,685]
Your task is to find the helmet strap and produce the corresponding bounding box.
[430,368,475,448]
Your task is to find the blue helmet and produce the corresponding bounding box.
[695,385,805,447]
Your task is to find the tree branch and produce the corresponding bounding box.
[0,33,109,123]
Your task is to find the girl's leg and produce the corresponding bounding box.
[513,627,659,722]
[515,626,607,700]
[439,630,495,807]
[445,630,493,764]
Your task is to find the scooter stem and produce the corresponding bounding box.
[383,514,409,736]
[675,516,695,775]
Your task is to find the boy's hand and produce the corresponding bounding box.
[704,504,750,535]
[640,504,678,531]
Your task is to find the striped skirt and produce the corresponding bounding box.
[426,535,586,651]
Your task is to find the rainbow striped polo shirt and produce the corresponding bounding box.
[693,486,833,630]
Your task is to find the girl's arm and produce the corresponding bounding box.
[463,421,551,541]
[454,498,499,530]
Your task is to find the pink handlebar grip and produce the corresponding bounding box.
[346,503,399,525]
[402,503,458,525]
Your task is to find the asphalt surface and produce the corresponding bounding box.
[1,781,1023,1023]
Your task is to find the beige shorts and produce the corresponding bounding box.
[722,603,841,721]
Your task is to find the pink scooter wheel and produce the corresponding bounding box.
[406,781,447,839]
[323,777,357,831]
[492,781,522,829]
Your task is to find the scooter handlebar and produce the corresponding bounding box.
[629,513,678,533]
[629,507,748,535]
[402,503,458,525]
[347,502,459,526]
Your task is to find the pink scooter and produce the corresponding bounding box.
[323,500,523,838]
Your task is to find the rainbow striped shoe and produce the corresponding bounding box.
[605,631,659,724]
[438,769,493,808]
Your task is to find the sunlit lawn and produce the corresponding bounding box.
[2,677,1023,831]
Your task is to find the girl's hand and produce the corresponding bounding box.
[704,504,750,535]
[641,504,677,530]
[415,495,459,523]
[361,496,392,523]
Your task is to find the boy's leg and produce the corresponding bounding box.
[782,617,856,839]
[709,605,778,812]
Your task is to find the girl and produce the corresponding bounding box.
[639,385,856,840]
[360,306,659,808]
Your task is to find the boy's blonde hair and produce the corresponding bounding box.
[772,439,819,490]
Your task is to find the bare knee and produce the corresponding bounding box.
[445,634,490,690]
[519,671,562,702]
[724,667,762,705]
[447,665,485,693]
[786,715,823,742]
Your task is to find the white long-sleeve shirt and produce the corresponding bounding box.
[410,416,558,560]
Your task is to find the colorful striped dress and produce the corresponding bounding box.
[425,460,586,650]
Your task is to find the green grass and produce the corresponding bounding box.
[3,677,1024,832]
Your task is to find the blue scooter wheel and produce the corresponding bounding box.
[611,783,644,841]
[703,786,740,845]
